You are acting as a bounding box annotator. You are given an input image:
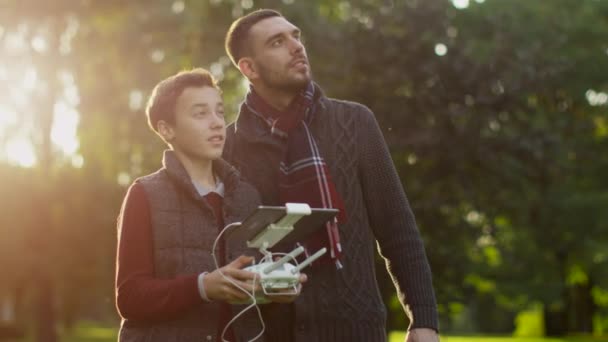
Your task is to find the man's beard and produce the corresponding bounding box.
[257,62,312,93]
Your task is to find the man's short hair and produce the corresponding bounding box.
[145,68,219,133]
[225,9,283,67]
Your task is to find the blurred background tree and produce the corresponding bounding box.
[0,0,607,340]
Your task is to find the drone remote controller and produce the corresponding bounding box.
[236,246,326,304]
[226,203,336,305]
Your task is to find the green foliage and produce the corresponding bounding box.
[389,331,608,342]
[514,304,546,337]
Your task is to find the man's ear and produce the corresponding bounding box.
[157,120,175,143]
[238,57,258,81]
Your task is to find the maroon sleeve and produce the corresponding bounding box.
[115,182,203,322]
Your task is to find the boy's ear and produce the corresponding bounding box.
[157,120,175,142]
[238,57,258,81]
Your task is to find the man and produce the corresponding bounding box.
[115,68,268,341]
[222,9,439,342]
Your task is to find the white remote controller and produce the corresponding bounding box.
[233,247,327,304]
[242,261,300,304]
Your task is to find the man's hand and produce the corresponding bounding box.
[266,273,308,304]
[406,328,439,342]
[204,255,261,302]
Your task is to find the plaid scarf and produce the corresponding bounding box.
[242,82,346,268]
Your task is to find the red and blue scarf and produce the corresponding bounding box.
[242,82,346,268]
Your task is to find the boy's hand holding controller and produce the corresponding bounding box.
[203,255,262,302]
[203,255,307,303]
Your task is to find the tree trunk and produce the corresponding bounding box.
[544,250,568,337]
[33,272,57,342]
[568,279,595,333]
[543,305,568,337]
[31,16,60,342]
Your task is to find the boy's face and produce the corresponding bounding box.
[163,86,225,161]
[246,16,311,92]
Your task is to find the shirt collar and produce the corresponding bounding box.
[193,179,225,198]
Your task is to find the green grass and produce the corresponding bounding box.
[58,322,608,342]
[61,321,118,342]
[388,332,608,342]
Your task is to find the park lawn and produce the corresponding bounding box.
[388,332,608,342]
[62,322,608,342]
[61,321,118,342]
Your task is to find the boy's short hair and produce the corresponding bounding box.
[225,9,282,67]
[145,68,219,133]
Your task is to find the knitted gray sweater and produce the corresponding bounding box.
[223,89,438,342]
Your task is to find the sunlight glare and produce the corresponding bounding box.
[31,36,47,53]
[586,89,608,106]
[241,0,253,10]
[465,210,484,225]
[64,84,80,107]
[1,64,81,166]
[60,16,79,56]
[150,49,165,63]
[0,106,18,140]
[118,172,131,186]
[5,138,37,168]
[210,62,224,81]
[59,70,75,85]
[4,28,28,55]
[407,154,417,165]
[0,106,17,127]
[59,71,80,106]
[22,67,38,91]
[172,1,185,14]
[452,0,469,9]
[129,90,143,111]
[8,86,28,108]
[51,101,80,156]
[71,154,84,168]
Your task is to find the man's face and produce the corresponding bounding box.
[247,16,311,92]
[166,86,226,161]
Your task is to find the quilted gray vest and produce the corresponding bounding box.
[119,151,265,342]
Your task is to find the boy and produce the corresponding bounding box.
[115,68,266,341]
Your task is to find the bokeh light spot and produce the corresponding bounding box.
[435,43,448,56]
[452,0,469,9]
